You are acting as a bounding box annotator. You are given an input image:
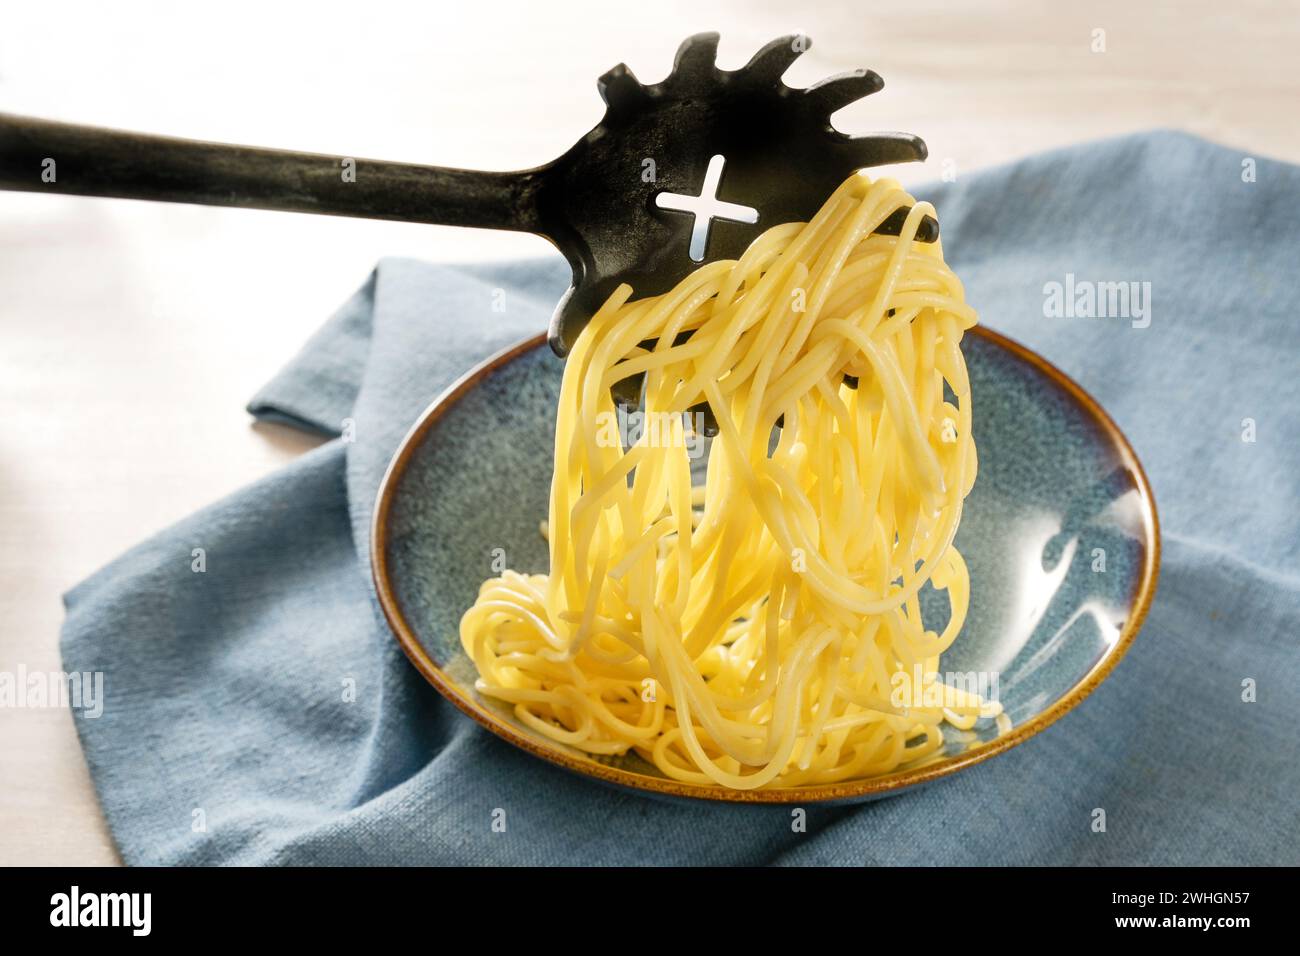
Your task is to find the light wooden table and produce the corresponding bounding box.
[2,0,1296,866]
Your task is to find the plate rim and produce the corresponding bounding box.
[370,326,1161,804]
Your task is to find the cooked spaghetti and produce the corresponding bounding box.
[459,172,1000,789]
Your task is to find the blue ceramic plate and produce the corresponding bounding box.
[372,328,1160,803]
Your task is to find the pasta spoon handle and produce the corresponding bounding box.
[0,112,550,233]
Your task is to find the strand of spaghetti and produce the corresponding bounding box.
[460,172,998,789]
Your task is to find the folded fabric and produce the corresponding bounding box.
[63,130,1300,865]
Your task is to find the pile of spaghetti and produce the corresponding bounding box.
[460,172,1001,789]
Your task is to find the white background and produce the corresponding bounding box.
[2,0,1296,864]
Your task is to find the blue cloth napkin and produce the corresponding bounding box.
[62,131,1300,865]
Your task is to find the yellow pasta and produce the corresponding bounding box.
[460,172,1000,789]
